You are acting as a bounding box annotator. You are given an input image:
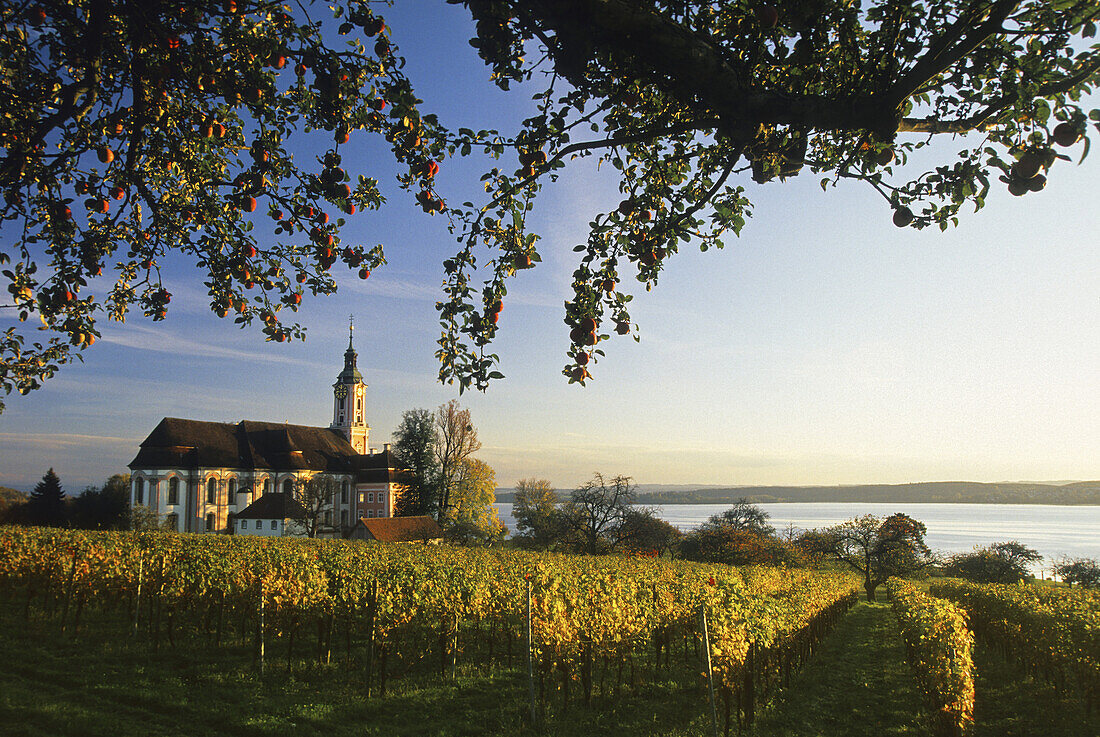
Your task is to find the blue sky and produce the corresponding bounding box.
[1,3,1097,492]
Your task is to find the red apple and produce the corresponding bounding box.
[755,5,778,28]
[1053,122,1083,147]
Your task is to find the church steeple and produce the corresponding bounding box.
[331,317,369,454]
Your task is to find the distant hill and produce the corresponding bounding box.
[495,481,1100,505]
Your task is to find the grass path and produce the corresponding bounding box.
[751,601,928,737]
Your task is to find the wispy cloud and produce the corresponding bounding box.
[99,324,326,369]
[347,275,441,302]
[0,432,139,448]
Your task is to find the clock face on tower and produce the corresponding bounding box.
[334,384,348,399]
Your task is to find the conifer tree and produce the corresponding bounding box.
[28,467,66,527]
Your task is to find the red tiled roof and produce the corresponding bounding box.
[356,515,442,542]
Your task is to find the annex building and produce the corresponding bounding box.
[127,326,411,536]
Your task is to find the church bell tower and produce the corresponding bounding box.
[331,319,369,454]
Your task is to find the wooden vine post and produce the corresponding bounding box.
[699,605,719,737]
[131,556,143,636]
[257,579,266,676]
[526,578,537,725]
[365,580,377,698]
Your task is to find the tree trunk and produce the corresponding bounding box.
[864,577,877,602]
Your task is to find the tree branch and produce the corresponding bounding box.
[899,53,1100,134]
[888,0,1020,108]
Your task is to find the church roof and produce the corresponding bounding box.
[354,515,442,542]
[235,492,308,520]
[129,418,357,472]
[356,448,416,485]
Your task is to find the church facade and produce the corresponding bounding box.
[127,327,410,535]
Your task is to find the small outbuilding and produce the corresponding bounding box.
[234,492,309,537]
[349,515,443,543]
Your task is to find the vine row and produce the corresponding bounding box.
[886,577,975,737]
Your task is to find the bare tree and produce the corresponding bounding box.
[434,400,481,520]
[701,498,775,536]
[292,475,339,538]
[561,473,638,555]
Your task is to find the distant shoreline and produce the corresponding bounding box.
[495,480,1100,506]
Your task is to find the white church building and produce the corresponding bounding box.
[127,326,411,535]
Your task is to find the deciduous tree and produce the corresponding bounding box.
[943,540,1042,583]
[512,477,560,549]
[1053,557,1100,588]
[3,0,1098,406]
[442,457,506,545]
[391,407,440,517]
[824,513,935,600]
[69,472,130,530]
[434,399,481,519]
[618,507,681,557]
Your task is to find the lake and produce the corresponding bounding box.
[492,502,1099,576]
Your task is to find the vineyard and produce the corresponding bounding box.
[2,527,1096,736]
[0,526,860,735]
[930,578,1099,716]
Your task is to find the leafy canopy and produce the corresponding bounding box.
[2,0,1099,407]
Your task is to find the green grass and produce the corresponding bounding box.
[750,601,929,737]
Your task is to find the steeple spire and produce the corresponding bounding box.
[333,315,368,454]
[343,314,359,373]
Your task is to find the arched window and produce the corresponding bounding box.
[165,513,179,532]
[283,478,293,495]
[135,478,144,505]
[262,479,270,495]
[205,513,215,532]
[341,480,349,504]
[207,478,216,504]
[228,478,237,501]
[167,477,179,505]
[341,510,348,527]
